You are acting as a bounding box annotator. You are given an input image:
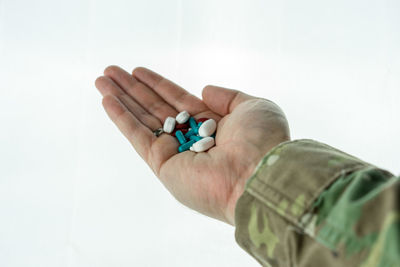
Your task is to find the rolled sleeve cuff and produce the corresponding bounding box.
[234,139,371,265]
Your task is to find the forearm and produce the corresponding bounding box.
[234,139,399,266]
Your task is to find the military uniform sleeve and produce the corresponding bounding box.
[234,139,399,267]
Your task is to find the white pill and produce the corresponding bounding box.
[176,110,190,124]
[190,146,194,151]
[192,137,215,152]
[198,119,217,137]
[163,117,176,133]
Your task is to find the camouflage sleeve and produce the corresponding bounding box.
[234,139,399,267]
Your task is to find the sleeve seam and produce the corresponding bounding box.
[246,164,371,227]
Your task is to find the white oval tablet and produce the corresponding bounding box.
[198,119,217,137]
[163,117,176,133]
[176,110,190,124]
[192,137,215,152]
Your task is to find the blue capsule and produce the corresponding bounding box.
[194,122,203,134]
[190,135,203,142]
[184,128,196,138]
[178,139,196,153]
[189,117,197,130]
[175,130,187,145]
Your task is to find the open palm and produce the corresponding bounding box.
[95,66,290,225]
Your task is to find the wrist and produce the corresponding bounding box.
[225,138,291,226]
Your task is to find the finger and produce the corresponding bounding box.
[102,94,180,176]
[102,94,155,162]
[103,65,177,122]
[132,67,209,115]
[201,85,254,116]
[95,75,124,96]
[95,76,162,131]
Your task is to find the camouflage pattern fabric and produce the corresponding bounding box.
[235,139,399,267]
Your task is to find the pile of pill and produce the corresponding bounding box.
[163,110,217,153]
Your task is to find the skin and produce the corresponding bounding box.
[95,66,290,226]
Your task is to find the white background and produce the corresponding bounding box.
[0,0,399,266]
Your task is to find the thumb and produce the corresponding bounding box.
[202,85,254,116]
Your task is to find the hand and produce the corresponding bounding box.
[95,66,290,225]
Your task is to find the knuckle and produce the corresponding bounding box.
[115,108,128,124]
[148,101,164,115]
[101,95,113,107]
[175,91,188,105]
